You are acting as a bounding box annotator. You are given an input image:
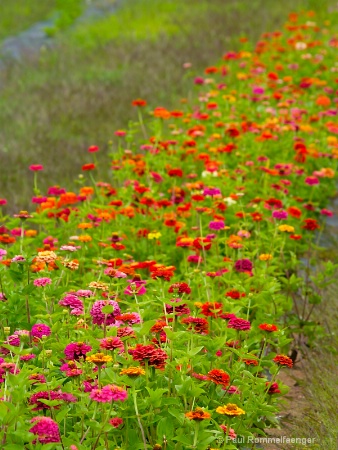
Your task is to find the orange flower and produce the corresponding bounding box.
[120,367,146,377]
[273,354,293,368]
[185,408,211,420]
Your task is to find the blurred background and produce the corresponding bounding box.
[0,0,333,211]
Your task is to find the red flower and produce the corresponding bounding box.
[168,282,191,295]
[193,237,212,251]
[302,218,320,231]
[88,145,99,153]
[181,317,209,334]
[82,163,96,171]
[201,302,223,318]
[225,290,246,300]
[259,323,278,332]
[207,369,230,386]
[132,99,147,107]
[130,344,168,369]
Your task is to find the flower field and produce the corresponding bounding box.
[0,9,337,450]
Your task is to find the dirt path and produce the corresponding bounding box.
[263,197,338,450]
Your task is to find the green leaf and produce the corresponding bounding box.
[101,305,114,314]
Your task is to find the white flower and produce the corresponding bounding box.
[223,197,237,205]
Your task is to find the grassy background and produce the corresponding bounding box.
[0,0,333,211]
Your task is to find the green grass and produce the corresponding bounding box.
[0,0,335,211]
[0,0,56,41]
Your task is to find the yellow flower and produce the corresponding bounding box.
[259,254,273,261]
[278,225,295,233]
[148,231,162,240]
[120,367,146,377]
[216,403,245,416]
[86,353,113,366]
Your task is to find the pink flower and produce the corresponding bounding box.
[227,317,251,331]
[150,171,163,183]
[76,289,93,297]
[90,300,121,326]
[305,176,319,186]
[64,342,92,360]
[102,384,128,402]
[100,337,124,351]
[124,280,147,296]
[109,417,123,428]
[187,254,203,264]
[29,165,43,171]
[33,277,52,287]
[59,293,84,314]
[220,424,237,440]
[29,417,60,444]
[31,324,51,339]
[20,354,36,361]
[320,208,333,217]
[90,388,112,403]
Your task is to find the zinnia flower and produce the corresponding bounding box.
[227,317,251,331]
[259,323,278,332]
[86,353,113,366]
[100,337,124,351]
[234,259,253,273]
[185,408,211,420]
[216,403,245,416]
[29,417,60,444]
[220,425,237,440]
[120,366,146,377]
[207,369,230,386]
[90,300,121,326]
[273,354,293,368]
[31,324,51,339]
[64,342,92,360]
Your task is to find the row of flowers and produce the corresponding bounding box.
[0,9,337,450]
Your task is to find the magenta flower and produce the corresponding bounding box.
[64,342,92,360]
[5,334,20,346]
[20,354,36,361]
[305,176,319,186]
[203,187,221,196]
[29,417,60,444]
[90,300,121,326]
[29,165,44,171]
[33,277,52,287]
[209,220,225,230]
[234,259,253,273]
[227,317,251,331]
[31,324,51,339]
[272,210,288,220]
[320,208,333,217]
